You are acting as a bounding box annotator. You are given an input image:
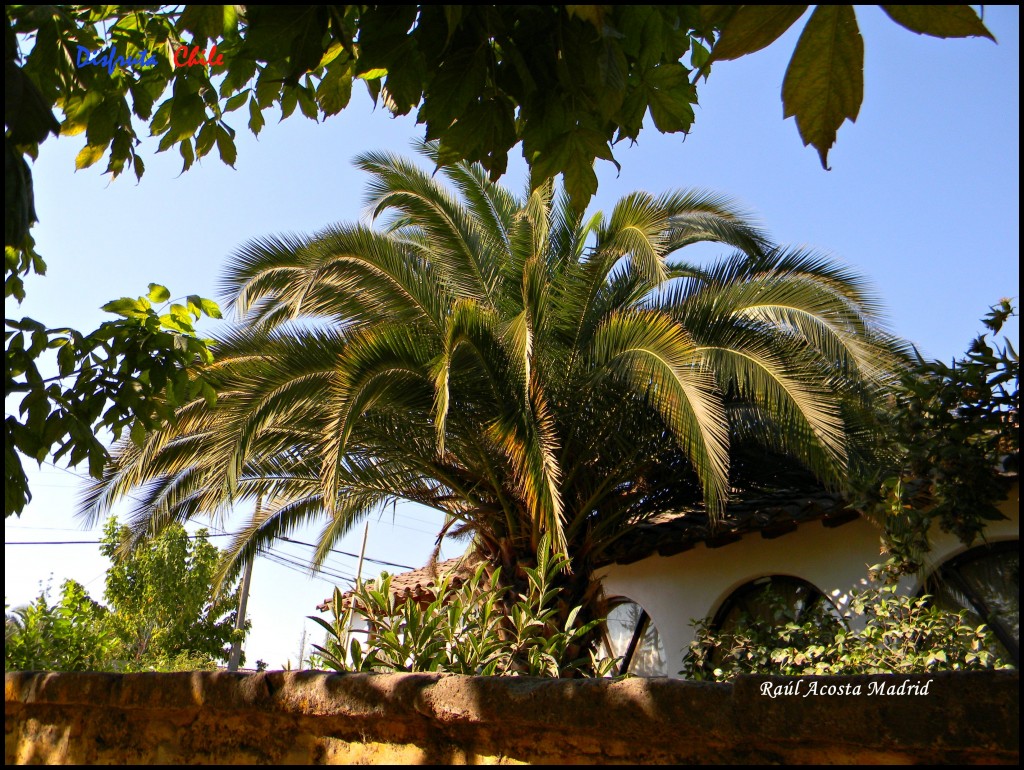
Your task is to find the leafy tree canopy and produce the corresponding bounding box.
[5,284,222,517]
[5,4,994,214]
[100,516,243,668]
[4,519,245,671]
[852,300,1020,574]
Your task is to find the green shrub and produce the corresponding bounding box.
[681,581,1011,680]
[5,580,115,672]
[309,536,618,677]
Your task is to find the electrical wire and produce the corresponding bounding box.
[13,462,422,574]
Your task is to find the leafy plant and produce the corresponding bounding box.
[309,535,618,677]
[681,581,1010,680]
[100,517,243,670]
[851,300,1019,575]
[4,519,245,672]
[5,5,994,212]
[5,283,221,517]
[5,579,115,672]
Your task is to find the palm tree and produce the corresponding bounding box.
[81,142,907,634]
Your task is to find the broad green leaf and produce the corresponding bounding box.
[170,303,192,324]
[782,5,863,169]
[57,342,77,377]
[180,138,195,172]
[200,380,218,407]
[133,154,146,181]
[130,419,147,448]
[358,68,388,81]
[224,90,250,113]
[101,298,143,317]
[216,125,237,167]
[644,62,697,134]
[195,121,217,158]
[179,5,229,42]
[167,93,207,144]
[296,84,319,120]
[60,91,103,137]
[75,144,106,170]
[317,58,354,117]
[85,100,118,150]
[881,6,995,40]
[159,313,187,332]
[147,283,171,303]
[248,97,265,136]
[199,298,223,319]
[703,6,808,68]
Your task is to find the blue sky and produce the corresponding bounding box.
[5,6,1019,667]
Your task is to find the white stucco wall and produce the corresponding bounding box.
[597,482,1019,678]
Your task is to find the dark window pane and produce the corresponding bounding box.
[928,542,1019,666]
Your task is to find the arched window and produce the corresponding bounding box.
[924,540,1019,666]
[600,599,667,677]
[697,575,844,676]
[712,575,842,635]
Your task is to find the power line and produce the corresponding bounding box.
[278,536,415,571]
[259,550,355,586]
[16,461,420,572]
[6,534,234,545]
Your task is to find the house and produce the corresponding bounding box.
[597,478,1019,675]
[320,478,1019,678]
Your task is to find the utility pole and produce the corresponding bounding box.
[227,495,260,672]
[226,557,254,671]
[343,521,370,656]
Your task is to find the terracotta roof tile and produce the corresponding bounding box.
[316,555,479,613]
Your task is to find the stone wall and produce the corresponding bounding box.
[5,670,1019,764]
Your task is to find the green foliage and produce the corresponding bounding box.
[5,580,115,672]
[100,518,243,670]
[852,301,1019,574]
[309,535,618,677]
[682,582,1010,680]
[4,520,244,672]
[5,5,993,212]
[704,5,993,169]
[5,283,221,517]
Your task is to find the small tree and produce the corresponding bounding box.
[851,300,1019,574]
[4,519,247,672]
[100,518,244,670]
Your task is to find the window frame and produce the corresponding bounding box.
[600,597,666,677]
[920,539,1019,666]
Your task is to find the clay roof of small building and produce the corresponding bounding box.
[316,555,480,613]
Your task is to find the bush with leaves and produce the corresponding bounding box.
[5,579,114,672]
[4,518,244,672]
[850,300,1019,575]
[681,581,1010,681]
[310,536,617,677]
